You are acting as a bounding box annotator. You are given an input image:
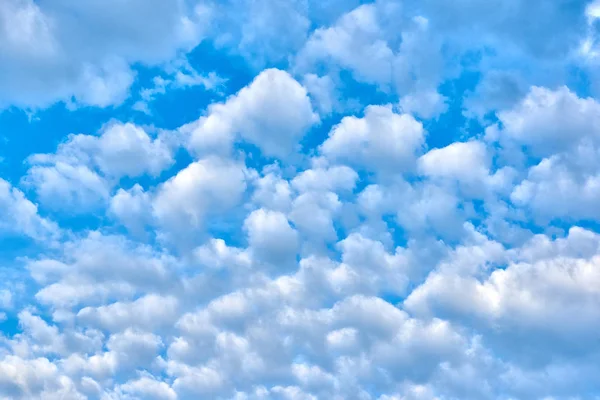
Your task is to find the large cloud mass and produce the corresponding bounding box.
[1,1,600,399]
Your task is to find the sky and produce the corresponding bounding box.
[1,0,600,399]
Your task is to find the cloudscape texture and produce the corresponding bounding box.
[2,0,600,399]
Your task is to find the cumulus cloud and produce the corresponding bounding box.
[22,122,174,214]
[244,209,299,268]
[0,355,83,399]
[320,105,426,173]
[0,0,209,108]
[90,123,174,178]
[0,178,59,241]
[510,149,600,222]
[186,68,319,159]
[399,88,448,120]
[22,159,110,214]
[109,184,153,236]
[28,232,177,309]
[488,86,600,224]
[487,86,600,157]
[2,1,600,399]
[419,141,490,183]
[296,4,396,85]
[152,157,249,240]
[406,227,600,363]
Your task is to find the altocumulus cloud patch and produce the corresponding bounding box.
[2,0,600,399]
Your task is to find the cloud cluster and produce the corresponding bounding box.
[1,1,600,399]
[0,0,210,108]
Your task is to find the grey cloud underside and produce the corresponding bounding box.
[2,1,600,400]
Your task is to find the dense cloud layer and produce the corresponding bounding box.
[1,0,600,399]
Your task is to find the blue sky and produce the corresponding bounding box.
[2,0,600,399]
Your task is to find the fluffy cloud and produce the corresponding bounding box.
[3,1,600,399]
[22,122,173,213]
[296,4,396,85]
[22,159,110,214]
[406,227,600,362]
[89,123,174,178]
[109,184,152,236]
[419,141,490,183]
[487,86,600,157]
[463,70,528,119]
[510,148,600,222]
[0,355,83,399]
[0,0,209,108]
[77,294,179,333]
[28,232,177,309]
[212,0,310,68]
[117,375,177,400]
[0,178,58,241]
[186,68,319,159]
[291,164,358,193]
[399,88,448,120]
[488,86,600,223]
[416,140,507,200]
[251,168,293,213]
[152,156,249,240]
[320,105,426,173]
[243,209,299,268]
[296,4,447,114]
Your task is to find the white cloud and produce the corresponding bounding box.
[134,64,225,116]
[244,209,299,268]
[405,226,600,360]
[487,86,600,157]
[418,141,491,188]
[296,6,446,107]
[510,149,600,222]
[4,2,600,399]
[396,182,467,240]
[289,191,342,247]
[393,17,445,106]
[333,232,411,297]
[418,0,589,59]
[296,4,395,85]
[187,68,319,159]
[0,290,11,310]
[106,329,163,368]
[463,70,527,119]
[320,105,426,173]
[92,123,174,178]
[302,73,339,115]
[0,0,209,108]
[22,160,110,214]
[152,157,249,239]
[22,122,173,214]
[0,356,84,399]
[291,164,358,194]
[211,0,311,67]
[189,0,360,70]
[251,168,293,213]
[118,375,177,400]
[77,294,179,333]
[0,178,59,241]
[399,89,448,120]
[29,232,176,309]
[193,239,252,272]
[488,87,600,223]
[109,184,152,236]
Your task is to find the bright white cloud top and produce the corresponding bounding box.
[1,1,600,399]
